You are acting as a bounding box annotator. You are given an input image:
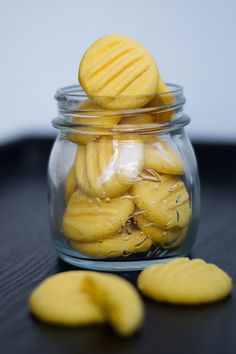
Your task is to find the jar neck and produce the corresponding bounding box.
[53,83,189,134]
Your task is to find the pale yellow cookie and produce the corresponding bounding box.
[70,230,152,258]
[67,100,121,145]
[131,175,191,229]
[120,114,156,124]
[135,213,187,247]
[115,137,144,186]
[79,34,159,110]
[74,137,144,198]
[29,271,105,326]
[147,77,175,122]
[143,140,184,175]
[65,166,77,202]
[74,145,92,195]
[137,258,233,304]
[98,136,130,197]
[76,99,122,124]
[62,190,134,242]
[83,272,144,336]
[86,140,107,197]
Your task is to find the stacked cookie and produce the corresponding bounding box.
[61,34,191,258]
[62,136,191,257]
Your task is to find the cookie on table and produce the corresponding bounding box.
[83,272,144,336]
[137,258,233,304]
[29,271,105,325]
[29,270,144,336]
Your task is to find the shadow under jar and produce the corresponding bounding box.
[49,84,200,271]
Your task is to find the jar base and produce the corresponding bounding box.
[58,251,189,272]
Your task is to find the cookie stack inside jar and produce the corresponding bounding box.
[62,34,191,259]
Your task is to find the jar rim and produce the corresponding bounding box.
[55,83,183,101]
[53,83,189,134]
[52,115,190,135]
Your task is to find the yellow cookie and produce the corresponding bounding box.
[65,166,77,202]
[98,137,128,196]
[70,230,152,258]
[115,137,144,186]
[120,114,156,124]
[135,214,187,247]
[137,258,233,305]
[62,190,134,242]
[83,272,144,336]
[131,175,191,229]
[86,140,107,197]
[29,271,105,326]
[76,99,121,124]
[67,100,121,145]
[74,145,92,195]
[75,137,144,198]
[79,34,159,110]
[147,77,175,122]
[143,140,184,175]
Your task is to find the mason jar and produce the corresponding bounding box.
[48,84,200,271]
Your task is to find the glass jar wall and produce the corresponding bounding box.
[48,84,200,271]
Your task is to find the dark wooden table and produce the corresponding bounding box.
[1,138,236,354]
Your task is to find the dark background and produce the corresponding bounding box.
[0,138,236,354]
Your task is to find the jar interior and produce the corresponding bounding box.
[48,84,199,270]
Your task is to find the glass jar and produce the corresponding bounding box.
[48,84,200,271]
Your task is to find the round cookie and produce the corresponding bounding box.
[29,271,105,326]
[120,114,156,125]
[135,214,187,247]
[65,166,77,202]
[143,140,184,175]
[62,190,134,242]
[67,100,121,145]
[74,137,144,198]
[76,99,122,125]
[115,137,144,186]
[98,137,138,197]
[83,272,144,336]
[79,34,159,110]
[137,258,233,305]
[70,230,152,258]
[131,175,191,229]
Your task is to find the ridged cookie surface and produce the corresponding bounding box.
[138,258,232,304]
[136,213,187,247]
[79,34,159,109]
[62,190,134,242]
[75,138,144,198]
[131,176,191,229]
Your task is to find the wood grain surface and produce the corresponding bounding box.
[0,138,236,354]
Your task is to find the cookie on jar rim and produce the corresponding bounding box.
[79,34,159,110]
